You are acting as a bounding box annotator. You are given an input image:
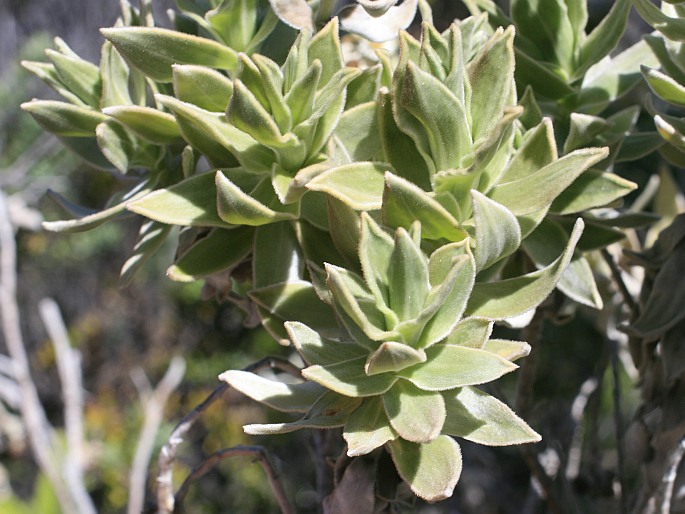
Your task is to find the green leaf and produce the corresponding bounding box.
[382,172,467,242]
[286,321,368,367]
[365,342,427,376]
[550,169,636,214]
[443,317,493,349]
[22,100,107,137]
[482,339,531,361]
[45,47,101,107]
[513,47,575,100]
[167,227,253,282]
[344,397,397,457]
[442,386,541,445]
[216,172,298,226]
[103,106,181,144]
[468,27,516,141]
[127,171,228,227]
[335,102,381,161]
[306,162,388,210]
[99,40,135,107]
[523,218,602,308]
[119,220,172,286]
[359,212,394,305]
[22,60,86,107]
[633,0,685,43]
[101,26,238,82]
[488,148,609,216]
[472,191,520,272]
[249,281,338,335]
[308,18,343,84]
[387,228,430,321]
[642,66,685,107]
[383,380,445,443]
[399,62,471,170]
[220,370,326,412]
[172,64,234,112]
[501,118,557,183]
[243,391,363,434]
[575,0,631,79]
[466,218,584,319]
[655,114,685,152]
[388,436,462,502]
[206,0,260,51]
[95,120,140,174]
[253,221,302,287]
[399,344,516,391]
[303,356,398,397]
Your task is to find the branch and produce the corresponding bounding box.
[601,249,639,319]
[128,356,186,514]
[659,435,685,514]
[0,190,78,512]
[174,446,294,514]
[38,298,96,514]
[155,356,301,514]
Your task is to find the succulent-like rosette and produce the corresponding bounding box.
[222,213,547,500]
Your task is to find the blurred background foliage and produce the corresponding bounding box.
[1,1,683,513]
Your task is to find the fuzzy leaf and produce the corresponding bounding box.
[101,27,238,82]
[303,356,398,397]
[286,321,368,367]
[45,47,101,107]
[472,190,521,272]
[633,0,685,43]
[103,106,181,144]
[444,317,493,349]
[344,397,397,457]
[172,64,234,112]
[466,218,584,319]
[167,227,253,282]
[482,339,531,361]
[127,171,228,227]
[388,228,430,321]
[383,380,445,442]
[22,100,107,137]
[400,345,516,391]
[220,370,326,413]
[359,212,394,304]
[306,162,388,210]
[642,66,685,107]
[442,386,541,445]
[365,342,427,376]
[120,220,172,287]
[550,169,636,214]
[388,436,462,502]
[501,118,557,183]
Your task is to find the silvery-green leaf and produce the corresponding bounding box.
[655,114,685,152]
[387,228,430,321]
[101,27,238,82]
[443,317,493,349]
[383,380,445,442]
[338,0,419,43]
[120,220,172,287]
[488,148,609,216]
[285,60,321,127]
[466,218,584,319]
[206,0,260,51]
[327,197,362,270]
[365,342,427,376]
[252,54,292,133]
[388,435,462,502]
[501,118,557,182]
[22,60,86,106]
[172,64,234,112]
[574,0,631,79]
[468,26,515,142]
[563,113,608,153]
[472,191,520,272]
[336,102,381,161]
[513,47,575,101]
[346,66,382,108]
[644,34,685,87]
[550,169,636,215]
[244,391,362,434]
[578,40,659,115]
[344,397,397,457]
[249,281,339,335]
[399,62,471,171]
[253,220,302,287]
[216,171,298,226]
[95,120,139,174]
[268,0,313,30]
[359,212,394,305]
[382,172,467,242]
[167,227,253,282]
[308,18,343,84]
[306,162,388,210]
[642,66,685,107]
[103,105,181,144]
[127,171,227,227]
[442,386,540,445]
[633,0,685,43]
[303,356,397,397]
[220,370,325,413]
[286,321,368,367]
[22,100,107,137]
[427,239,470,285]
[517,86,543,129]
[523,218,602,308]
[615,132,664,163]
[399,344,516,391]
[482,339,531,361]
[45,47,101,108]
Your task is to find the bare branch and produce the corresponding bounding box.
[155,356,301,514]
[39,297,96,514]
[174,446,294,514]
[128,357,186,514]
[659,436,685,514]
[0,190,77,512]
